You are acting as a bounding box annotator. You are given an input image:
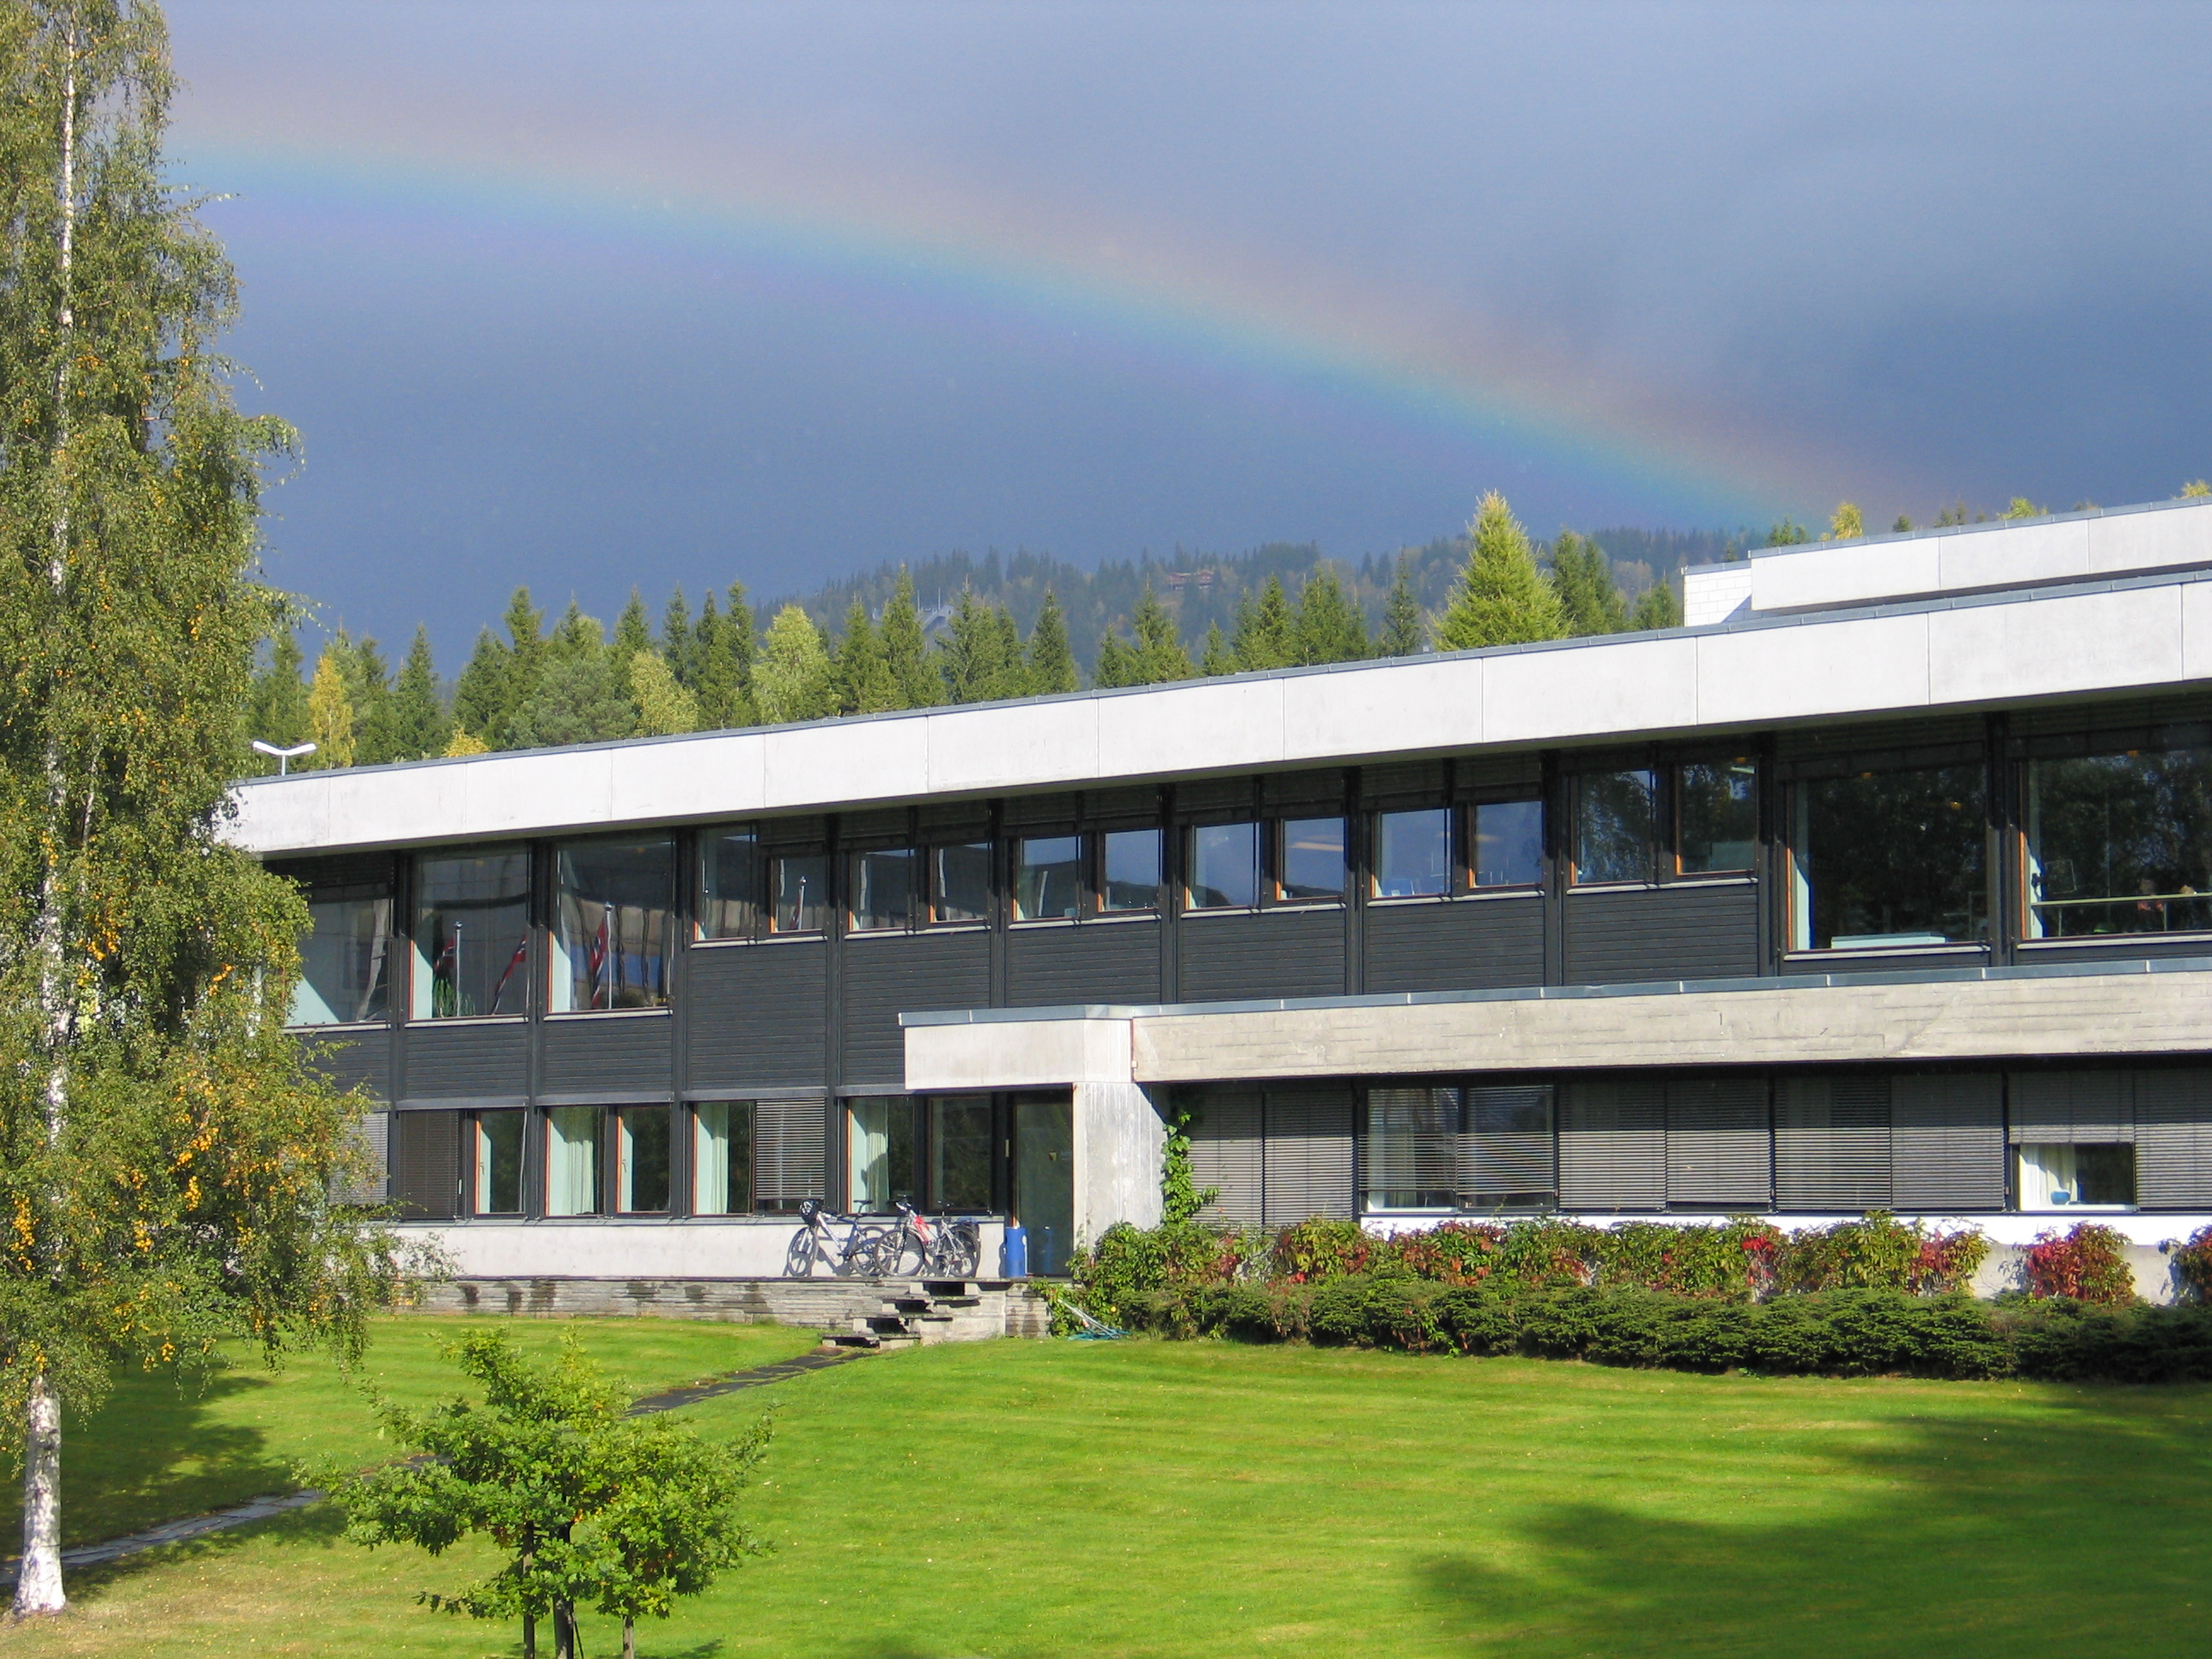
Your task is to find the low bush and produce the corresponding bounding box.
[2171,1225,2212,1303]
[2020,1222,2137,1304]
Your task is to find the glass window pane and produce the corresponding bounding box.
[1574,772,1655,884]
[699,828,760,940]
[768,853,830,934]
[1474,800,1545,888]
[474,1110,524,1214]
[1013,1092,1074,1275]
[2025,748,2212,937]
[931,1097,994,1211]
[1374,809,1451,898]
[1279,817,1346,901]
[1101,829,1163,912]
[693,1101,754,1215]
[1363,1087,1458,1210]
[1793,764,1986,949]
[618,1106,671,1213]
[552,838,674,1011]
[1015,835,1084,920]
[847,1097,917,1213]
[545,1106,602,1216]
[1187,822,1260,910]
[849,847,917,931]
[293,890,393,1025]
[1679,758,1758,874]
[2017,1142,2136,1208]
[412,850,533,1020]
[1461,1084,1557,1213]
[932,843,992,924]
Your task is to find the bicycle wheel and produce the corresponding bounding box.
[942,1220,981,1278]
[883,1225,928,1278]
[783,1227,819,1278]
[841,1225,895,1278]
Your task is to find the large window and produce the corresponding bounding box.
[2017,1143,2136,1208]
[1374,809,1451,898]
[412,849,533,1019]
[699,827,760,940]
[473,1110,524,1214]
[1473,800,1545,888]
[693,1102,754,1214]
[545,1106,603,1216]
[1573,771,1656,884]
[849,847,917,932]
[1015,835,1084,921]
[1187,822,1260,910]
[1362,1083,1557,1213]
[1677,757,1757,874]
[617,1106,671,1213]
[1364,1087,1458,1208]
[1102,830,1163,912]
[551,837,674,1011]
[1278,817,1347,901]
[293,882,393,1025]
[847,1096,918,1213]
[931,1097,995,1211]
[2024,746,2212,938]
[1790,763,1986,950]
[768,852,830,934]
[931,843,992,924]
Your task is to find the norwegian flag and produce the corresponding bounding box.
[488,934,530,1014]
[584,907,614,1009]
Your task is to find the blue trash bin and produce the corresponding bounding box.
[1002,1219,1027,1278]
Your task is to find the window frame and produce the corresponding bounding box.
[1784,755,1990,954]
[1096,824,1167,917]
[1183,818,1263,913]
[1010,831,1088,924]
[846,843,919,934]
[1565,755,1761,889]
[1269,813,1349,907]
[926,840,995,928]
[409,844,536,1022]
[548,833,677,1014]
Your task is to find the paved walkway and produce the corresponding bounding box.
[9,1341,866,1581]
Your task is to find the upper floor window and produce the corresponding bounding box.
[1015,835,1084,920]
[2024,744,2212,938]
[1101,829,1163,912]
[931,842,992,924]
[1374,808,1451,898]
[1573,771,1656,884]
[1677,758,1757,874]
[413,848,532,1019]
[768,851,830,934]
[1278,817,1347,902]
[1571,760,1752,887]
[698,827,760,940]
[1472,800,1545,888]
[292,879,393,1026]
[1187,821,1260,910]
[551,837,674,1011]
[1790,761,1985,950]
[849,847,917,932]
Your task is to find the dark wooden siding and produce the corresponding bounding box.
[1008,923,1161,1007]
[1363,898,1544,994]
[390,1109,461,1219]
[306,1027,388,1101]
[1783,947,1991,976]
[1178,910,1346,1003]
[687,941,828,1091]
[540,1013,672,1097]
[840,932,993,1087]
[403,1022,528,1101]
[1563,882,1760,984]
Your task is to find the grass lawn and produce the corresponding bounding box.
[4,1325,2209,1657]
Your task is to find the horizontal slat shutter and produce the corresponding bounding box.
[1558,1079,1665,1212]
[1775,1074,1892,1210]
[1188,1087,1264,1225]
[2008,1070,2134,1143]
[1665,1076,1771,1208]
[335,1109,391,1207]
[754,1095,828,1210]
[1262,1086,1356,1224]
[2134,1068,2212,1209]
[1364,1087,1458,1208]
[390,1109,459,1220]
[1891,1073,2006,1211]
[1460,1085,1557,1206]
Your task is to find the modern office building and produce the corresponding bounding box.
[236,497,2212,1290]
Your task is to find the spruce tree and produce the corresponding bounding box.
[306,643,357,769]
[719,580,758,727]
[244,625,311,770]
[451,627,509,748]
[1377,560,1424,656]
[546,599,602,664]
[834,600,898,714]
[938,589,1010,703]
[1295,567,1371,664]
[1630,578,1684,631]
[1230,574,1299,671]
[881,568,943,708]
[1434,492,1567,650]
[613,589,652,662]
[660,586,694,682]
[0,4,404,1610]
[390,626,450,760]
[345,633,398,765]
[754,604,835,724]
[1198,620,1236,677]
[1550,532,1628,637]
[1093,630,1140,688]
[1025,589,1080,694]
[1130,585,1195,684]
[690,592,733,726]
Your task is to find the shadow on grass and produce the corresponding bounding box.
[1414,1388,2212,1658]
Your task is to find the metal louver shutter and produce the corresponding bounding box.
[754,1095,828,1209]
[390,1109,460,1220]
[1261,1086,1357,1224]
[1460,1085,1557,1207]
[1665,1076,1771,1208]
[2007,1071,2134,1144]
[1188,1087,1264,1225]
[2133,1068,2212,1209]
[1558,1079,1665,1212]
[1775,1074,1892,1210]
[1364,1087,1458,1208]
[335,1109,391,1207]
[1890,1073,2005,1211]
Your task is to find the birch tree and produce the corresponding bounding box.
[0,1,405,1612]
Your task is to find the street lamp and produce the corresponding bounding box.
[250,739,317,777]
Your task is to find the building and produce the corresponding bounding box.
[235,496,2212,1296]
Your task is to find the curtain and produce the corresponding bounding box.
[695,1103,730,1214]
[546,1107,601,1215]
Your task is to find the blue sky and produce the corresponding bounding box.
[165,2,2212,660]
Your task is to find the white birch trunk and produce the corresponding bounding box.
[10,1377,63,1615]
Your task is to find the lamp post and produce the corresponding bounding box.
[249,739,317,777]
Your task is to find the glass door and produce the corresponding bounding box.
[1012,1091,1074,1275]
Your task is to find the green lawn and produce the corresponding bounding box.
[8,1325,2210,1658]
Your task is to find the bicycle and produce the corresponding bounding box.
[783,1199,898,1278]
[882,1200,983,1278]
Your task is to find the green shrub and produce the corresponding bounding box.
[1071,1220,1264,1324]
[1999,1298,2212,1382]
[2170,1225,2212,1303]
[2020,1223,2137,1304]
[1271,1218,1380,1283]
[1771,1210,1988,1294]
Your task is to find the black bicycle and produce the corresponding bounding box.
[883,1200,983,1278]
[783,1199,896,1278]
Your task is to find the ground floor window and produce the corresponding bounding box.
[693,1102,754,1214]
[617,1105,671,1213]
[1361,1083,1556,1214]
[2016,1142,2136,1208]
[546,1106,603,1215]
[472,1110,524,1215]
[847,1097,920,1213]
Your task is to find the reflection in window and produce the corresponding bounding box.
[1574,771,1655,884]
[698,827,759,940]
[1364,1087,1458,1209]
[1462,1085,1557,1214]
[293,886,393,1025]
[693,1102,754,1214]
[2017,1142,2136,1208]
[847,1097,917,1213]
[931,1097,994,1210]
[768,853,830,934]
[551,838,673,1011]
[1188,822,1260,910]
[474,1110,524,1214]
[1474,800,1545,888]
[545,1106,602,1216]
[413,850,532,1019]
[1015,835,1083,921]
[1102,829,1163,912]
[1791,765,1986,950]
[1374,809,1451,898]
[932,843,992,924]
[849,847,916,932]
[618,1106,671,1213]
[1679,758,1757,873]
[1279,817,1347,901]
[2025,748,2212,937]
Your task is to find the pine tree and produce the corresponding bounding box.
[881,568,943,708]
[451,628,509,748]
[1549,532,1628,637]
[1025,590,1080,695]
[1230,574,1300,671]
[754,604,835,725]
[719,581,758,727]
[834,600,899,714]
[245,625,311,771]
[344,633,398,765]
[389,626,450,760]
[628,650,700,736]
[1377,560,1424,657]
[306,643,357,769]
[1630,578,1685,630]
[1199,621,1236,676]
[1130,585,1195,684]
[0,7,404,1610]
[613,590,652,663]
[1435,492,1568,650]
[507,655,635,748]
[938,589,1011,703]
[660,586,694,681]
[1295,567,1370,664]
